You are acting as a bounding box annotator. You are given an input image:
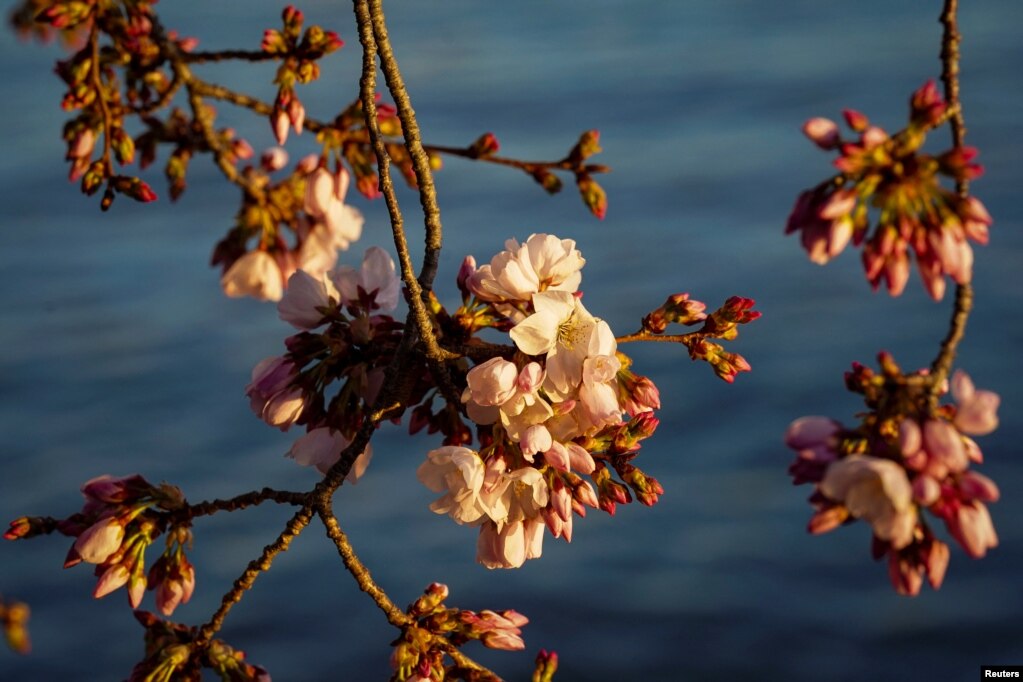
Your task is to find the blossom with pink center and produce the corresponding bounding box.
[510,291,616,401]
[469,233,585,308]
[286,427,372,483]
[277,269,340,329]
[417,446,488,525]
[221,251,285,301]
[820,455,917,549]
[332,246,401,312]
[951,370,999,436]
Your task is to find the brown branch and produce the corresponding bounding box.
[182,49,278,64]
[929,0,973,403]
[88,23,113,177]
[616,329,700,345]
[194,504,314,647]
[315,499,408,628]
[178,487,309,521]
[426,143,610,176]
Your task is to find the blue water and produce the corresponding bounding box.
[2,2,1022,680]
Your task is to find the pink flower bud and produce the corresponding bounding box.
[923,538,950,589]
[261,146,289,172]
[911,474,941,507]
[93,564,130,598]
[802,117,840,149]
[899,419,922,457]
[520,424,553,458]
[784,416,840,451]
[296,153,319,174]
[73,517,124,564]
[923,419,967,473]
[949,501,998,558]
[287,97,305,135]
[958,471,1000,503]
[543,441,570,472]
[271,110,289,146]
[843,109,869,132]
[819,189,857,220]
[566,443,596,475]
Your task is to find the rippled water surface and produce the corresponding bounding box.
[2,2,1022,680]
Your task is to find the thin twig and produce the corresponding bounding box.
[194,504,314,647]
[183,49,278,64]
[179,487,309,521]
[88,23,113,177]
[316,499,408,627]
[929,0,973,404]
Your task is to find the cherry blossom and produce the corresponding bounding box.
[221,251,285,302]
[287,427,372,482]
[820,455,917,550]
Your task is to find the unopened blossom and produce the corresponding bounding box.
[473,609,529,651]
[576,354,623,432]
[332,246,401,312]
[951,370,1000,436]
[417,447,488,524]
[510,290,616,401]
[221,251,285,301]
[72,517,125,564]
[820,455,917,549]
[469,233,585,308]
[278,269,339,329]
[477,518,544,570]
[260,146,288,172]
[464,357,519,407]
[947,501,998,559]
[287,427,372,482]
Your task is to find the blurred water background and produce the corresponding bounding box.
[2,1,1022,680]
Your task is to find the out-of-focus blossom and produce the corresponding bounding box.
[951,370,1000,435]
[245,356,304,431]
[820,455,917,549]
[278,270,339,329]
[222,251,285,301]
[287,427,372,482]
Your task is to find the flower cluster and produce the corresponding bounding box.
[418,234,665,568]
[244,246,401,477]
[216,160,365,302]
[5,474,195,615]
[389,583,533,682]
[130,611,269,682]
[261,6,343,146]
[787,81,992,300]
[0,595,31,655]
[786,353,1000,595]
